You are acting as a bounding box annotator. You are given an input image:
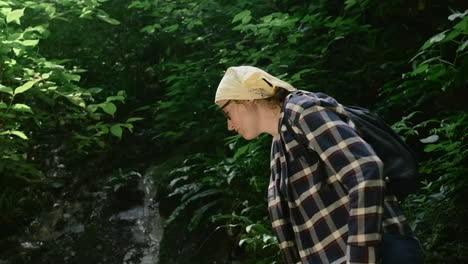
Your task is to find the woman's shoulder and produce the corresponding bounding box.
[284,90,340,111]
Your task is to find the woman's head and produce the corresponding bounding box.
[215,66,296,139]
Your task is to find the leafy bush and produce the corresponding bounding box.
[0,0,137,234]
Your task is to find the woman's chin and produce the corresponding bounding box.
[240,132,257,141]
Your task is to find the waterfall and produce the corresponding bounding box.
[120,177,164,264]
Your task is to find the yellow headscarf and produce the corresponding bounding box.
[214,66,296,103]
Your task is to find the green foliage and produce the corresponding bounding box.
[160,136,279,262]
[381,9,467,110]
[105,169,142,192]
[0,0,137,233]
[388,10,468,263]
[1,0,466,263]
[402,113,468,262]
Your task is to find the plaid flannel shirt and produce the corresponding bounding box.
[268,90,412,264]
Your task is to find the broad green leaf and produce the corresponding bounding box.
[443,30,462,42]
[24,25,47,34]
[100,102,117,115]
[87,87,103,94]
[110,124,122,138]
[429,32,446,42]
[0,85,13,95]
[11,103,33,113]
[0,102,7,108]
[345,0,357,10]
[105,95,125,102]
[188,200,219,231]
[64,73,81,82]
[21,39,39,46]
[242,14,251,24]
[120,123,133,132]
[14,80,37,94]
[12,47,22,55]
[411,63,428,75]
[141,24,161,34]
[458,40,468,52]
[454,17,468,31]
[246,224,256,233]
[234,144,250,159]
[232,10,251,23]
[6,8,24,24]
[11,130,28,139]
[97,10,121,25]
[164,24,179,32]
[80,7,93,19]
[100,16,120,25]
[126,117,144,122]
[66,95,86,108]
[45,5,56,17]
[424,144,442,152]
[87,104,99,113]
[128,1,152,9]
[421,30,448,50]
[448,10,468,21]
[420,135,439,144]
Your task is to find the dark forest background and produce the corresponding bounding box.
[1,0,467,263]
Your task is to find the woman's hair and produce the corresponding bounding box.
[264,87,291,106]
[232,87,292,109]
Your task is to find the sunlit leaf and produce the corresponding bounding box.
[97,10,121,25]
[6,8,24,24]
[0,85,13,95]
[11,130,28,139]
[421,30,448,50]
[420,135,439,144]
[246,224,256,233]
[21,39,39,46]
[14,80,37,94]
[458,40,468,52]
[105,95,125,102]
[448,10,468,21]
[45,5,56,17]
[11,103,33,113]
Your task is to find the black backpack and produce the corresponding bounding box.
[343,105,419,200]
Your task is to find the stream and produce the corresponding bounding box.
[0,173,163,264]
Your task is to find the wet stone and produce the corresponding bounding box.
[3,175,163,264]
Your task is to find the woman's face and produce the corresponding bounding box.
[217,100,260,140]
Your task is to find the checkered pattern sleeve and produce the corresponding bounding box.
[286,93,384,263]
[269,143,302,263]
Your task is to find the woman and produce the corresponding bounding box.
[214,66,423,264]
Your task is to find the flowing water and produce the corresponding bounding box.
[1,174,163,264]
[120,177,163,264]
